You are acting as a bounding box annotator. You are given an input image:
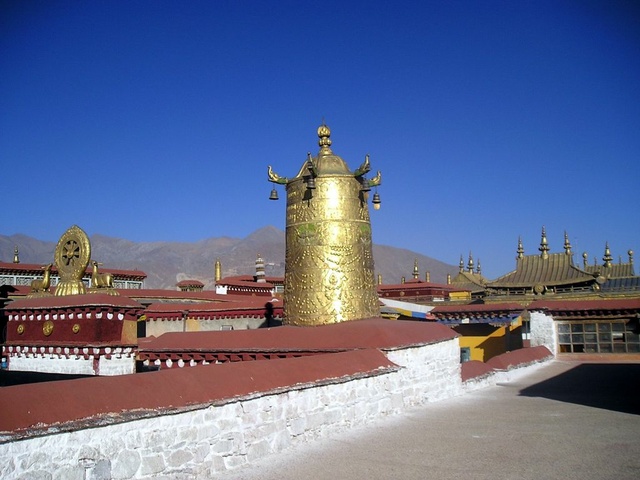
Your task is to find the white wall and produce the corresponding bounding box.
[529,310,557,356]
[6,347,136,376]
[0,338,463,479]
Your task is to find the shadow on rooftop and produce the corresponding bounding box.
[0,370,91,387]
[519,363,640,416]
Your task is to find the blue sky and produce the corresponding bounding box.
[1,0,638,279]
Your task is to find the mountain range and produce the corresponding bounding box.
[0,226,458,290]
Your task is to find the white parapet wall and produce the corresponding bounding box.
[0,337,465,479]
[4,346,137,376]
[529,310,558,356]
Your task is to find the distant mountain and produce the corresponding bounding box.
[0,226,457,289]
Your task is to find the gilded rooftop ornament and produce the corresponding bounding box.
[54,225,91,296]
[28,263,53,297]
[268,124,382,326]
[539,226,550,259]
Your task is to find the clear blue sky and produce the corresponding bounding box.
[1,0,638,279]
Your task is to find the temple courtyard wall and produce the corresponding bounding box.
[0,332,552,479]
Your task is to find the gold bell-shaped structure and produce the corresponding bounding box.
[268,124,382,326]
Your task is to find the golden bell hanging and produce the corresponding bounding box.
[372,192,381,210]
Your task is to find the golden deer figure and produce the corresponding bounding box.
[30,264,53,293]
[91,260,114,289]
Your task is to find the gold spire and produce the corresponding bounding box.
[516,236,524,260]
[539,226,549,259]
[214,258,222,282]
[563,231,572,255]
[425,271,430,282]
[476,259,482,275]
[13,246,19,264]
[603,242,613,268]
[582,252,588,268]
[447,273,451,285]
[467,252,474,273]
[317,124,332,152]
[459,255,464,273]
[377,273,382,285]
[629,250,634,265]
[412,259,419,279]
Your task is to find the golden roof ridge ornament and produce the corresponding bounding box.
[603,242,613,268]
[564,231,572,256]
[516,236,524,260]
[267,124,382,326]
[539,226,549,259]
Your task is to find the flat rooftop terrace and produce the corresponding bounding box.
[218,359,640,480]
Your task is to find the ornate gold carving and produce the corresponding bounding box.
[87,260,119,295]
[28,263,53,297]
[43,320,54,337]
[283,167,379,326]
[72,323,81,334]
[54,225,91,296]
[17,324,24,335]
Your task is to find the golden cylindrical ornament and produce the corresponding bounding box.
[270,125,381,326]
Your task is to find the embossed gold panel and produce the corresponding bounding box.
[270,125,381,326]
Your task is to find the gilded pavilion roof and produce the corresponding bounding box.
[581,245,635,278]
[487,228,596,289]
[488,252,595,288]
[450,252,488,294]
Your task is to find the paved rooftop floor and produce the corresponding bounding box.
[220,360,640,480]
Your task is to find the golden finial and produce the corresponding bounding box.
[459,255,464,273]
[517,236,524,259]
[603,242,613,268]
[467,252,474,273]
[317,124,332,151]
[13,246,19,264]
[401,276,405,284]
[425,271,430,282]
[582,252,588,268]
[564,231,572,255]
[214,258,222,282]
[476,259,482,275]
[447,273,451,285]
[412,259,419,279]
[377,273,382,285]
[629,250,634,265]
[539,226,549,259]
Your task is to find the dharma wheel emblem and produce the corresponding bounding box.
[62,240,80,266]
[72,323,81,334]
[17,324,24,335]
[54,225,91,296]
[43,320,54,337]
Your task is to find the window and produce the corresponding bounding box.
[558,320,640,353]
[460,347,471,363]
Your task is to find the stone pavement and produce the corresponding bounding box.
[218,360,640,480]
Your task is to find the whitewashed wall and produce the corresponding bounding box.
[0,337,462,479]
[6,347,136,376]
[529,310,557,356]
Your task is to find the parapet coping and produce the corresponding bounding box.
[0,348,399,442]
